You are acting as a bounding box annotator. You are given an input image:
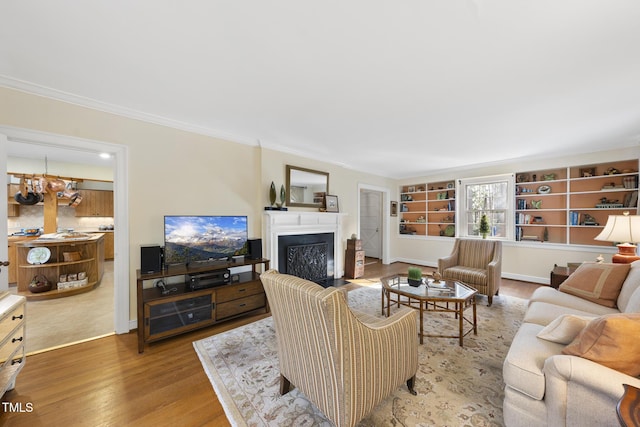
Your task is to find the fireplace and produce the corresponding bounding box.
[263,211,345,284]
[278,232,334,284]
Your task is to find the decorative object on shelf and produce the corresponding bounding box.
[324,195,339,213]
[26,247,51,265]
[604,167,621,175]
[407,267,422,287]
[543,227,549,241]
[390,201,398,216]
[279,185,286,208]
[416,215,426,223]
[531,200,542,209]
[479,214,490,239]
[543,173,555,181]
[596,197,624,208]
[447,182,454,189]
[516,173,530,183]
[264,182,288,211]
[596,254,604,263]
[580,213,599,226]
[269,182,276,207]
[28,274,52,293]
[407,186,416,192]
[62,251,82,262]
[537,185,552,194]
[532,174,537,181]
[580,167,596,177]
[443,224,455,237]
[595,212,640,263]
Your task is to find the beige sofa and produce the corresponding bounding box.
[503,261,640,427]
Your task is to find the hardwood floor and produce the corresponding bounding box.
[1,262,541,426]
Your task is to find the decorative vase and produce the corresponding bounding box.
[279,185,286,207]
[269,182,276,207]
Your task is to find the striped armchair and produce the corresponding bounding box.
[438,238,502,306]
[260,270,418,427]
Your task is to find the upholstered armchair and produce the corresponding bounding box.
[260,270,418,427]
[438,238,502,306]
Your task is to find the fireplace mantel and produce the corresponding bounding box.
[263,211,347,278]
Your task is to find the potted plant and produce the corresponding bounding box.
[479,214,490,239]
[407,267,423,287]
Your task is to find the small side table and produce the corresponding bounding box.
[617,383,640,427]
[550,265,576,289]
[345,239,365,279]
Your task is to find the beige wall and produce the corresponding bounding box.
[2,85,639,320]
[0,87,395,323]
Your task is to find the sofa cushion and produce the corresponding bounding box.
[524,301,617,326]
[618,260,640,312]
[503,322,565,400]
[562,313,640,376]
[529,286,621,314]
[536,314,595,344]
[559,262,630,308]
[441,266,487,286]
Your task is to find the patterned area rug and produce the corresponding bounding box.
[193,285,527,427]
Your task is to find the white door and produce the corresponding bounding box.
[0,135,7,291]
[360,190,382,259]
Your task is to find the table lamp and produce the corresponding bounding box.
[594,211,640,263]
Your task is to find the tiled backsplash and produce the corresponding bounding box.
[8,205,114,234]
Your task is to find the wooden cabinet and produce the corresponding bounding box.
[15,234,105,300]
[399,181,455,237]
[0,294,26,398]
[345,239,364,279]
[74,190,113,217]
[137,258,270,352]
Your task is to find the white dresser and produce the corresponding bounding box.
[0,293,26,396]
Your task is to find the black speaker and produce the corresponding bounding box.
[247,238,262,260]
[141,245,163,273]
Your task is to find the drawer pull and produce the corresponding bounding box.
[239,303,246,307]
[12,314,24,321]
[11,358,22,365]
[238,288,246,292]
[12,336,23,343]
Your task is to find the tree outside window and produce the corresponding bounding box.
[459,174,514,239]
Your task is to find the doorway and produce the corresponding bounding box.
[358,185,389,265]
[1,126,130,353]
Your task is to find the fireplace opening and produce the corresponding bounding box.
[278,232,334,286]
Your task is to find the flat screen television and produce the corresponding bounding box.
[164,215,248,265]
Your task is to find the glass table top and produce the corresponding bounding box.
[381,274,477,300]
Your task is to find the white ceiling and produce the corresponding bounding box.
[2,1,640,178]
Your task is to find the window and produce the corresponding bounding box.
[458,174,515,239]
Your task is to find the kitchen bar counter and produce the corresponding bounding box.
[14,234,105,300]
[8,236,38,284]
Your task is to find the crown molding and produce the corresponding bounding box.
[0,75,259,147]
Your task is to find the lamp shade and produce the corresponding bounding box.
[594,213,640,243]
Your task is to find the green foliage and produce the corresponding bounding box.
[407,267,422,280]
[479,214,490,236]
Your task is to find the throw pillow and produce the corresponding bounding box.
[559,262,631,307]
[562,313,640,377]
[536,314,595,344]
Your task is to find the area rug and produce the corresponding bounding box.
[193,285,527,427]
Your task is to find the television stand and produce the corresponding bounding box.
[136,257,270,353]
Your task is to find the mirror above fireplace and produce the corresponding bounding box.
[286,165,329,208]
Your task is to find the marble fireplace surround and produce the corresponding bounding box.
[263,211,347,279]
